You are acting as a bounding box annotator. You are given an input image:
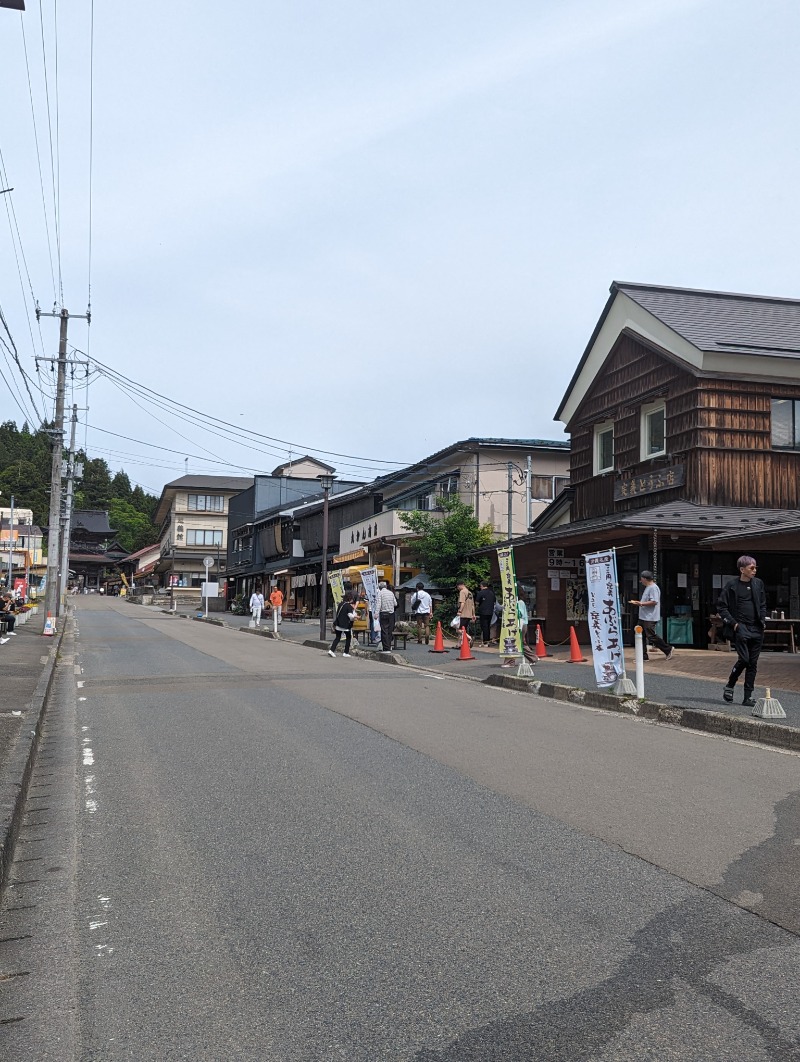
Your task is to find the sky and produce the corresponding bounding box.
[1,0,799,496]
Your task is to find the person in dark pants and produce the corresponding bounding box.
[329,592,357,658]
[377,581,398,651]
[628,571,673,661]
[717,555,767,708]
[475,581,497,645]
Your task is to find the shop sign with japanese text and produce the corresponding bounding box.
[614,464,684,502]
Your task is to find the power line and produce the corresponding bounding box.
[81,352,410,471]
[37,0,63,305]
[19,11,57,302]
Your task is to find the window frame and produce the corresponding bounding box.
[771,398,800,450]
[640,402,666,460]
[593,421,614,475]
[187,494,224,512]
[186,529,223,546]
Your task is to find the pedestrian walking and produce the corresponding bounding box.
[628,571,674,661]
[410,582,433,644]
[717,555,767,708]
[329,592,358,658]
[456,580,475,645]
[475,581,497,646]
[378,581,398,650]
[269,586,284,624]
[249,588,264,627]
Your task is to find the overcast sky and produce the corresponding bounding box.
[1,0,799,494]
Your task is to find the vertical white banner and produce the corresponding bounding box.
[584,549,625,688]
[360,567,380,633]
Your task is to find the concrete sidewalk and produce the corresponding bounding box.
[0,609,64,891]
[148,601,800,731]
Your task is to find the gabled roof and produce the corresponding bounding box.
[616,282,800,357]
[162,475,254,491]
[72,510,115,535]
[556,281,800,426]
[271,456,335,476]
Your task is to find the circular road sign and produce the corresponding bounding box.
[203,556,215,569]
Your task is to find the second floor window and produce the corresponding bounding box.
[186,529,223,546]
[188,494,224,512]
[594,422,614,474]
[772,399,800,449]
[641,403,666,459]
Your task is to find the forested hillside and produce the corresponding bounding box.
[0,421,159,553]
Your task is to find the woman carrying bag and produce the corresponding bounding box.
[329,592,358,658]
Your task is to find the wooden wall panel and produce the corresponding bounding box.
[567,333,800,521]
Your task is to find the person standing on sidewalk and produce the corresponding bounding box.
[410,582,433,644]
[329,592,357,658]
[629,571,674,661]
[456,580,475,646]
[269,585,284,624]
[249,588,264,627]
[378,581,398,651]
[475,581,497,646]
[717,555,767,708]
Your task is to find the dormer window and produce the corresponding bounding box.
[594,422,614,474]
[641,402,666,459]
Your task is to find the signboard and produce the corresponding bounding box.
[584,549,625,688]
[496,546,522,658]
[327,570,345,609]
[359,566,380,634]
[201,581,219,598]
[614,464,685,501]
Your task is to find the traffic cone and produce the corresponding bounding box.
[42,612,55,636]
[566,625,587,662]
[428,621,449,653]
[535,623,548,658]
[456,627,475,661]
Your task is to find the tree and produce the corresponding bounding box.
[398,495,495,590]
[108,498,157,553]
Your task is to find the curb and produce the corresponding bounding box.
[484,673,800,751]
[0,618,67,897]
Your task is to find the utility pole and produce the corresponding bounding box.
[38,306,90,630]
[59,404,79,607]
[507,462,513,540]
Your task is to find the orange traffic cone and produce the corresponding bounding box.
[428,621,449,653]
[535,623,548,658]
[567,625,587,662]
[456,627,475,661]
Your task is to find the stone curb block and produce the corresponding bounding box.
[0,621,66,896]
[484,673,800,750]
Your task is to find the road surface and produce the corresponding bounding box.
[2,599,799,1060]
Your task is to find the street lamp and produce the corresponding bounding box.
[317,473,336,641]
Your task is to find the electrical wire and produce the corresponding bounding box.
[20,11,57,303]
[80,352,410,472]
[37,0,62,306]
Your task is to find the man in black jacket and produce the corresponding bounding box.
[716,555,767,708]
[475,581,497,646]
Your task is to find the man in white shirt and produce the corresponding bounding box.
[411,581,433,644]
[377,581,398,650]
[249,589,264,627]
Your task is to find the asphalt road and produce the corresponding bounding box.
[1,599,799,1060]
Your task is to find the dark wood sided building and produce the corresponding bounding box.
[502,282,800,649]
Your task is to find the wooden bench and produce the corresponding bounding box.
[283,610,307,622]
[763,625,796,653]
